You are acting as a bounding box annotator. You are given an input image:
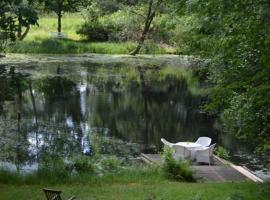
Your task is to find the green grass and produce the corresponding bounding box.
[6,14,169,54]
[0,182,269,200]
[25,14,84,41]
[7,39,139,54]
[0,166,164,185]
[0,166,270,200]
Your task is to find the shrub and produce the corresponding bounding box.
[74,156,95,174]
[162,146,195,182]
[214,146,230,160]
[101,155,122,173]
[35,157,72,183]
[77,22,111,42]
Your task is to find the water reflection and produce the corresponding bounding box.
[0,64,213,161]
[0,63,268,179]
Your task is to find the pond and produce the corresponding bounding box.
[0,54,269,180]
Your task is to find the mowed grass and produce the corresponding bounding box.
[1,166,269,200]
[6,14,168,54]
[0,182,269,200]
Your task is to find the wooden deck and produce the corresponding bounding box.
[141,153,264,182]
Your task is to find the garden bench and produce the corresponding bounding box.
[43,188,76,200]
[50,32,68,39]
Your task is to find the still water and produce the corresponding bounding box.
[0,55,269,180]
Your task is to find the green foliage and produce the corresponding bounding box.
[14,0,39,40]
[162,146,195,182]
[77,22,110,41]
[214,146,230,160]
[35,157,72,183]
[0,0,39,43]
[7,39,139,54]
[77,9,141,42]
[177,0,270,153]
[40,0,89,32]
[0,1,17,53]
[73,156,94,174]
[100,155,122,173]
[41,0,88,14]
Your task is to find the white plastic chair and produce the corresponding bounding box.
[195,137,212,147]
[196,143,216,165]
[172,145,191,160]
[161,138,175,148]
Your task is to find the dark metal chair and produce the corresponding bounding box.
[43,188,76,200]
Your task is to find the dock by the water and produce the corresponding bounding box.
[141,153,264,182]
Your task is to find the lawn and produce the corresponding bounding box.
[1,165,269,200]
[0,182,269,200]
[6,14,170,54]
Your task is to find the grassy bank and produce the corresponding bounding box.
[0,166,270,200]
[6,14,171,54]
[0,182,269,200]
[7,40,139,54]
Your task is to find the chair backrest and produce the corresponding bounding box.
[43,188,62,200]
[161,138,174,148]
[195,137,212,147]
[209,143,216,155]
[172,145,190,160]
[197,143,216,156]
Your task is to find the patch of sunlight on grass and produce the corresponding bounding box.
[27,13,84,41]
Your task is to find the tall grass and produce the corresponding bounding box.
[0,165,163,185]
[7,39,138,54]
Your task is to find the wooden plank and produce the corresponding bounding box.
[213,155,264,183]
[141,153,163,165]
[140,153,255,182]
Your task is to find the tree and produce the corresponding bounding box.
[0,0,17,55]
[41,0,89,33]
[130,0,164,55]
[177,0,270,153]
[14,0,39,41]
[0,0,39,55]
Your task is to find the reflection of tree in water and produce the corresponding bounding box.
[0,64,217,166]
[0,67,91,166]
[87,66,216,152]
[0,66,31,169]
[36,74,92,156]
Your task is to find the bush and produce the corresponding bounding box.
[101,156,122,173]
[162,147,195,182]
[77,22,111,42]
[35,157,72,183]
[74,156,95,174]
[78,9,141,42]
[214,146,230,160]
[99,10,141,41]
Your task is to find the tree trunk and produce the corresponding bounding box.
[57,10,62,33]
[19,25,30,41]
[57,1,63,33]
[17,13,22,39]
[130,0,155,56]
